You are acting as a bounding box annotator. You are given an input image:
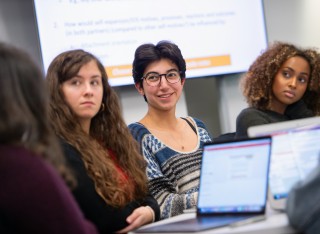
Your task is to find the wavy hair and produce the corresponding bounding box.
[0,42,74,186]
[46,49,148,207]
[241,41,320,114]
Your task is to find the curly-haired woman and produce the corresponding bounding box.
[236,42,320,138]
[46,49,160,233]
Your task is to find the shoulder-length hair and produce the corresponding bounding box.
[46,49,148,207]
[241,41,320,114]
[0,42,74,185]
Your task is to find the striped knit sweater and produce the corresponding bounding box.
[129,117,212,219]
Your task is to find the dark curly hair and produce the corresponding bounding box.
[241,41,320,115]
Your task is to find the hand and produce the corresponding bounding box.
[116,206,154,233]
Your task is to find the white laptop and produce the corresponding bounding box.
[248,116,320,210]
[135,136,272,233]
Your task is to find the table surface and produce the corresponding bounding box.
[130,205,298,234]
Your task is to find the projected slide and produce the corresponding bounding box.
[33,0,267,86]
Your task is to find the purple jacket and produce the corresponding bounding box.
[0,145,97,234]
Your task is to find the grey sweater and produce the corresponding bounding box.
[236,101,314,138]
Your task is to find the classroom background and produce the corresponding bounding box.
[0,0,319,137]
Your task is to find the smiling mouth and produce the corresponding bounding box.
[158,93,172,98]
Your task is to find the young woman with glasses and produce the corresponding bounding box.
[129,41,212,219]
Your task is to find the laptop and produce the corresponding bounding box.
[248,116,320,210]
[135,136,272,233]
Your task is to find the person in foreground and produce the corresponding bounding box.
[46,49,160,233]
[235,41,320,138]
[0,43,97,233]
[286,165,320,234]
[129,41,212,219]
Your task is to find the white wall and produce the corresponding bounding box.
[218,73,245,133]
[265,0,320,48]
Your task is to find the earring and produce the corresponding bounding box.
[100,103,105,112]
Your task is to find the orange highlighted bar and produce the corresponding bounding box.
[186,55,231,70]
[106,64,132,79]
[106,55,231,79]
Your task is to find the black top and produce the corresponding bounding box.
[236,108,288,138]
[61,140,160,233]
[236,100,314,138]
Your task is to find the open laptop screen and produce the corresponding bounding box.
[198,137,271,215]
[249,124,320,200]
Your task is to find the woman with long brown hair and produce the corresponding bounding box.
[46,49,160,233]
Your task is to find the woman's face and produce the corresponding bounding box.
[135,58,185,112]
[61,60,103,127]
[271,56,310,114]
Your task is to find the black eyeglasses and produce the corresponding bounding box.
[141,70,181,87]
